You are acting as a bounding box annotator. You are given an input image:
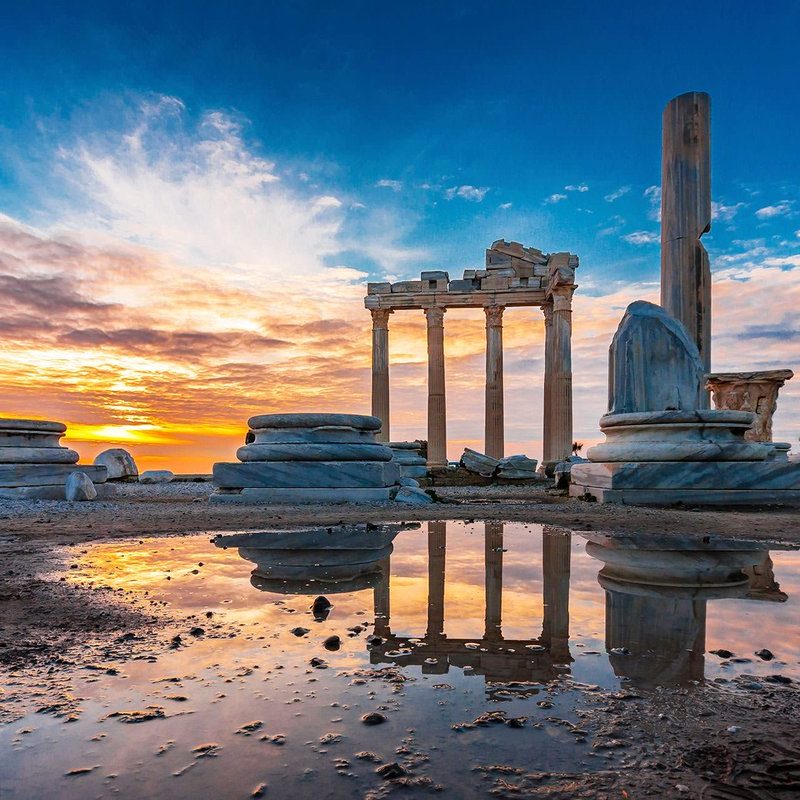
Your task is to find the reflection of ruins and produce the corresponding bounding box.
[364,240,578,468]
[371,522,573,683]
[585,533,788,687]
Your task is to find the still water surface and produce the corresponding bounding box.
[1,521,798,798]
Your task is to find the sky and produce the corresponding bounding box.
[0,1,798,471]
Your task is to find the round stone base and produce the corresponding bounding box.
[588,409,772,462]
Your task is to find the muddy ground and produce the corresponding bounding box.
[1,482,799,544]
[2,484,800,798]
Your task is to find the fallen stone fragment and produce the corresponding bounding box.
[291,627,310,637]
[460,448,499,477]
[192,743,222,758]
[376,762,406,779]
[65,765,99,776]
[65,471,97,502]
[355,751,382,762]
[252,783,267,798]
[139,470,175,484]
[361,712,387,726]
[94,448,138,480]
[394,486,434,505]
[323,635,341,651]
[710,649,734,659]
[236,721,263,735]
[104,706,166,723]
[310,657,328,669]
[755,648,775,661]
[312,596,333,620]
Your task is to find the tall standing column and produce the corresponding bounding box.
[425,307,448,468]
[661,91,712,390]
[484,305,505,459]
[543,288,574,468]
[370,308,393,442]
[542,302,554,467]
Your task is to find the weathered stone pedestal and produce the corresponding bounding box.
[0,418,108,500]
[389,442,428,479]
[570,303,800,505]
[211,413,401,504]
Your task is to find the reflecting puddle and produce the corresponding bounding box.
[1,522,798,798]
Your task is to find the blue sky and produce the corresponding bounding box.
[0,1,798,465]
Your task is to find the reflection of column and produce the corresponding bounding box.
[484,522,504,641]
[425,307,447,468]
[373,556,391,637]
[484,305,505,459]
[604,589,706,687]
[371,309,393,442]
[426,522,446,640]
[541,526,571,662]
[543,289,573,468]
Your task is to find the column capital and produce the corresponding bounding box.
[541,301,554,324]
[371,308,393,329]
[424,306,446,326]
[550,285,574,313]
[484,304,505,327]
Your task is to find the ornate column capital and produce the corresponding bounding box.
[550,285,574,313]
[371,308,393,329]
[484,305,505,328]
[424,306,446,327]
[541,301,554,325]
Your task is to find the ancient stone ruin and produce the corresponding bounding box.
[706,370,794,446]
[569,301,800,504]
[0,418,108,500]
[365,239,578,471]
[211,412,418,504]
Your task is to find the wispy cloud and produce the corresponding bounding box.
[565,183,589,193]
[498,202,512,210]
[544,193,567,205]
[755,201,793,219]
[444,185,489,202]
[711,201,745,222]
[604,185,630,202]
[375,178,403,191]
[621,230,659,245]
[644,185,661,222]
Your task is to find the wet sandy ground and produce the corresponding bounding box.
[2,518,800,798]
[1,482,799,544]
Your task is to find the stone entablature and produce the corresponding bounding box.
[365,239,578,310]
[364,240,578,470]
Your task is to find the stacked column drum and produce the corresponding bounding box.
[212,413,401,504]
[0,418,107,499]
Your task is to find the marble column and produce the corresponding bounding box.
[542,302,554,467]
[660,91,712,385]
[484,305,505,459]
[426,521,446,641]
[425,307,448,468]
[541,526,571,663]
[484,522,504,642]
[370,309,393,442]
[543,288,574,468]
